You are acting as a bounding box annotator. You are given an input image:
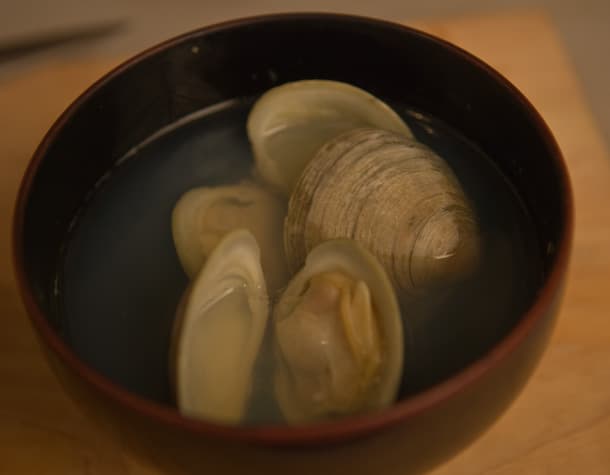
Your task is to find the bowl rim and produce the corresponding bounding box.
[12,11,574,446]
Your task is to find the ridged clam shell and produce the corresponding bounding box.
[284,128,480,295]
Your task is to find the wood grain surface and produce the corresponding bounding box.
[1,9,609,475]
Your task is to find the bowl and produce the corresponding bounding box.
[13,13,572,475]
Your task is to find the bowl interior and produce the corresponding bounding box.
[18,15,568,422]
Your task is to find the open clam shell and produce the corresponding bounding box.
[171,229,269,424]
[273,239,403,424]
[247,80,412,194]
[171,180,289,296]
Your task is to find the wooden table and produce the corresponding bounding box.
[1,9,609,474]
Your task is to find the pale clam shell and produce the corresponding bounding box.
[247,80,412,194]
[171,229,269,424]
[273,239,403,424]
[171,180,289,296]
[284,128,480,296]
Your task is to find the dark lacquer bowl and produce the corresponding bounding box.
[13,13,572,475]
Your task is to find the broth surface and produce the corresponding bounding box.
[60,97,542,421]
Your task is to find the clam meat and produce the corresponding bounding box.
[273,239,403,424]
[172,180,289,295]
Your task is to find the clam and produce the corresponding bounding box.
[247,80,412,194]
[284,128,480,296]
[171,229,269,424]
[172,180,289,296]
[273,239,403,424]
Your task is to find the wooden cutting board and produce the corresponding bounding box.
[1,9,609,475]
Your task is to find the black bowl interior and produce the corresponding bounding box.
[21,14,568,411]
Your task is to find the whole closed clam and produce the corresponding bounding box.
[273,239,403,424]
[284,128,480,296]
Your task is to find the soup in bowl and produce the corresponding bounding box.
[13,13,572,475]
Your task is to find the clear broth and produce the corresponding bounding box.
[60,97,542,423]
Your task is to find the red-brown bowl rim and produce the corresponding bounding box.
[12,12,574,446]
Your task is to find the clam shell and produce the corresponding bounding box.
[284,128,480,296]
[273,239,403,423]
[172,180,289,296]
[247,80,412,194]
[171,229,269,424]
